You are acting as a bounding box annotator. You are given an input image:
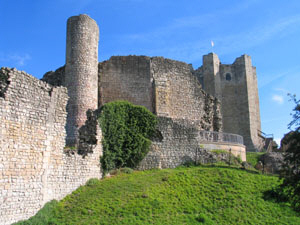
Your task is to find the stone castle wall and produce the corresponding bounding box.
[138,117,245,170]
[151,57,222,131]
[98,55,222,132]
[233,55,262,151]
[195,53,263,151]
[0,68,102,225]
[98,56,154,112]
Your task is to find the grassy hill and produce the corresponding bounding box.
[246,152,264,167]
[16,165,300,225]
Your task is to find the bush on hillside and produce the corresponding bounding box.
[277,94,300,211]
[98,101,157,174]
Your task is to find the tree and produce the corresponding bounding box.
[279,94,300,211]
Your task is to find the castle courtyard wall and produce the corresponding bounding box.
[0,68,102,225]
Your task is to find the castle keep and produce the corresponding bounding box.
[194,53,263,151]
[0,14,263,224]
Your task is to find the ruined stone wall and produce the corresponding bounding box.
[0,68,102,225]
[151,57,222,131]
[138,117,243,170]
[98,56,222,132]
[98,56,154,112]
[41,66,65,87]
[138,117,201,169]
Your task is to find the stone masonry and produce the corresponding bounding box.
[194,53,263,151]
[98,56,222,132]
[138,117,244,170]
[65,15,99,146]
[0,68,102,225]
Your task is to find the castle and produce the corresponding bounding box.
[0,14,263,224]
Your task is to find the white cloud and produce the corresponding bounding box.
[8,54,31,66]
[0,53,31,66]
[274,138,281,147]
[272,94,284,104]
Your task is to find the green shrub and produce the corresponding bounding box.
[120,167,134,174]
[196,213,216,224]
[183,160,197,167]
[98,101,157,174]
[108,167,134,176]
[86,178,100,186]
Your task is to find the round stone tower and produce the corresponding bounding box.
[65,14,99,145]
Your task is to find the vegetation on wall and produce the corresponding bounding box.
[98,101,157,174]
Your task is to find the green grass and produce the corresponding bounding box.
[211,149,228,154]
[246,152,264,167]
[15,166,300,225]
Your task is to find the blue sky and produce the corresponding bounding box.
[1,0,300,144]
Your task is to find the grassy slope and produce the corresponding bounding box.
[246,152,264,167]
[16,166,300,225]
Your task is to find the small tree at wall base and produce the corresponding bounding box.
[98,101,157,174]
[279,94,300,211]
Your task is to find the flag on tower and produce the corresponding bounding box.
[211,40,214,47]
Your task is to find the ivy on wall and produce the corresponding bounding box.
[98,101,157,174]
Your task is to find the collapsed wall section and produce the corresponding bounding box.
[0,68,102,225]
[41,66,65,87]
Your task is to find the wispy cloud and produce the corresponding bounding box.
[124,1,257,42]
[259,66,300,88]
[273,88,289,93]
[272,94,284,105]
[120,7,300,64]
[0,53,31,66]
